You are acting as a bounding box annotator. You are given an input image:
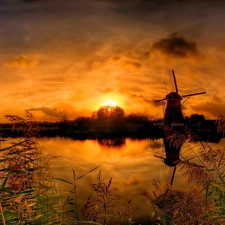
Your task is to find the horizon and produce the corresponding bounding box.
[0,106,220,124]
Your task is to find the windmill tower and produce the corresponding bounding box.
[155,70,206,166]
[155,70,206,125]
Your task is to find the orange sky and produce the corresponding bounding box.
[1,0,225,122]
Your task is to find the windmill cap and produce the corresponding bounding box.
[166,92,182,99]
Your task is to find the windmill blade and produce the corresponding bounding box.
[172,70,178,93]
[155,98,167,102]
[182,92,206,98]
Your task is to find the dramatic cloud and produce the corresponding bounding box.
[151,33,199,58]
[0,0,224,121]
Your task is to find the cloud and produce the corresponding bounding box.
[131,94,152,104]
[29,103,91,121]
[151,33,199,58]
[124,61,142,71]
[103,87,114,93]
[191,95,225,119]
[29,107,67,120]
[4,55,38,68]
[109,56,121,62]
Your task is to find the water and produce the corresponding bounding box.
[36,137,191,221]
[2,137,225,223]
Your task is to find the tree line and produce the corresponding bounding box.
[0,106,214,140]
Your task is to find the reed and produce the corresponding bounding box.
[151,120,225,225]
[0,111,67,224]
[81,171,139,225]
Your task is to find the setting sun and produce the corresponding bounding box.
[102,99,117,107]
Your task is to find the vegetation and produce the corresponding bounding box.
[0,107,162,140]
[0,111,66,224]
[151,117,225,224]
[1,111,225,224]
[0,106,217,142]
[0,111,140,224]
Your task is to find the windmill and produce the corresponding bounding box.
[155,70,206,166]
[155,70,206,126]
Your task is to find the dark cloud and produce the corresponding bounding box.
[29,107,67,119]
[151,33,199,58]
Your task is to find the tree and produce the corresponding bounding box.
[96,106,125,120]
[188,114,205,124]
[126,113,149,124]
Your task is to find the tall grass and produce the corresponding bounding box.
[0,111,137,225]
[0,111,67,224]
[151,119,225,225]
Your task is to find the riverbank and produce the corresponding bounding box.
[0,118,221,143]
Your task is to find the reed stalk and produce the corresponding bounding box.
[0,202,6,225]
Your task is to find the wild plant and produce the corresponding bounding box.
[0,111,66,224]
[81,171,141,225]
[81,171,120,225]
[151,120,225,225]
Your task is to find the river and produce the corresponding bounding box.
[2,137,225,223]
[38,137,223,223]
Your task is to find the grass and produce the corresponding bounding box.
[0,111,67,224]
[151,118,225,224]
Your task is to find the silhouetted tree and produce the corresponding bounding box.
[96,106,125,120]
[126,113,149,124]
[74,116,92,130]
[188,114,205,124]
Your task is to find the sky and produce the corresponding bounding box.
[1,0,225,122]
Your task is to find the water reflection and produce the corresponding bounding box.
[97,138,126,148]
[37,137,174,221]
[1,136,224,223]
[4,137,221,223]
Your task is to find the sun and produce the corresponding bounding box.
[102,99,117,107]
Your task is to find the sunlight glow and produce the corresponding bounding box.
[102,99,117,107]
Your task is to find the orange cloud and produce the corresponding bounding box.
[4,55,38,68]
[124,61,142,71]
[191,95,225,119]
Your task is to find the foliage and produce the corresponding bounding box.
[151,122,225,225]
[81,171,139,225]
[0,111,67,224]
[126,113,150,124]
[186,113,205,124]
[95,106,125,120]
